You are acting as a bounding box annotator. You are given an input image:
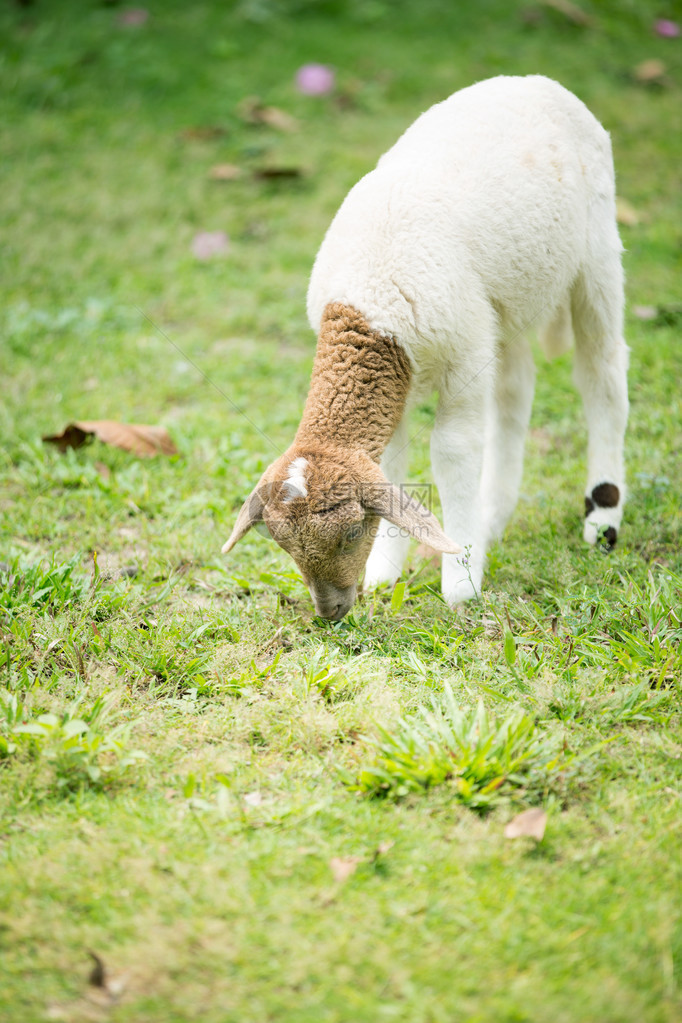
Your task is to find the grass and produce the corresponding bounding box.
[1,0,681,1020]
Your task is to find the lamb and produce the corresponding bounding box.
[223,75,629,621]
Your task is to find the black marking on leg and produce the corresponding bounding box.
[591,482,620,509]
[599,525,618,551]
[584,496,595,517]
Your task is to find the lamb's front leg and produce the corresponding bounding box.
[431,385,489,605]
[480,334,535,544]
[364,415,411,589]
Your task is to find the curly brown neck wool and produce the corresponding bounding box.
[295,303,412,463]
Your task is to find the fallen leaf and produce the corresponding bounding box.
[632,305,657,320]
[86,950,128,1006]
[329,855,362,882]
[295,63,335,96]
[88,951,106,989]
[208,163,243,181]
[504,808,547,841]
[634,59,667,84]
[43,421,178,457]
[259,107,299,132]
[252,167,303,181]
[538,0,593,27]
[180,125,228,142]
[238,97,298,132]
[616,197,640,227]
[192,230,229,259]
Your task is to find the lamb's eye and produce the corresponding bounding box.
[318,503,344,515]
[344,523,364,544]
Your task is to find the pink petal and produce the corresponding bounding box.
[655,19,680,37]
[295,64,335,96]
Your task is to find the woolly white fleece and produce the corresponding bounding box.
[308,75,620,371]
[306,75,628,604]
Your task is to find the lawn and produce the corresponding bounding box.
[1,1,681,1020]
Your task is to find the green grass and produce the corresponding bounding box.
[1,1,681,1020]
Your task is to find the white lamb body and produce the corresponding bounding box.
[307,75,628,604]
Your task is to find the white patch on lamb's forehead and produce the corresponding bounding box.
[282,457,309,502]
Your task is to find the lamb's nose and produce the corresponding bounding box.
[316,601,343,621]
[310,581,357,621]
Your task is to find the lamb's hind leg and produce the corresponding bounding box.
[571,256,629,549]
[480,334,536,545]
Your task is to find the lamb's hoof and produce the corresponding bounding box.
[442,578,479,607]
[584,483,621,552]
[600,525,617,551]
[584,517,619,551]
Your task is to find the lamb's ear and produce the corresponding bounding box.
[221,485,267,554]
[365,483,462,555]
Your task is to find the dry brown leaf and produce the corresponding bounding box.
[616,197,640,227]
[86,950,128,1007]
[259,107,298,132]
[43,421,179,457]
[208,163,243,181]
[180,125,228,141]
[238,97,298,132]
[87,950,106,989]
[504,808,547,841]
[634,59,666,83]
[329,855,362,882]
[253,167,303,180]
[538,0,593,26]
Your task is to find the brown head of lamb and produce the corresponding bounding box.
[222,303,460,620]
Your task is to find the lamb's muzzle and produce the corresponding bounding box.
[307,580,358,622]
[223,74,628,618]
